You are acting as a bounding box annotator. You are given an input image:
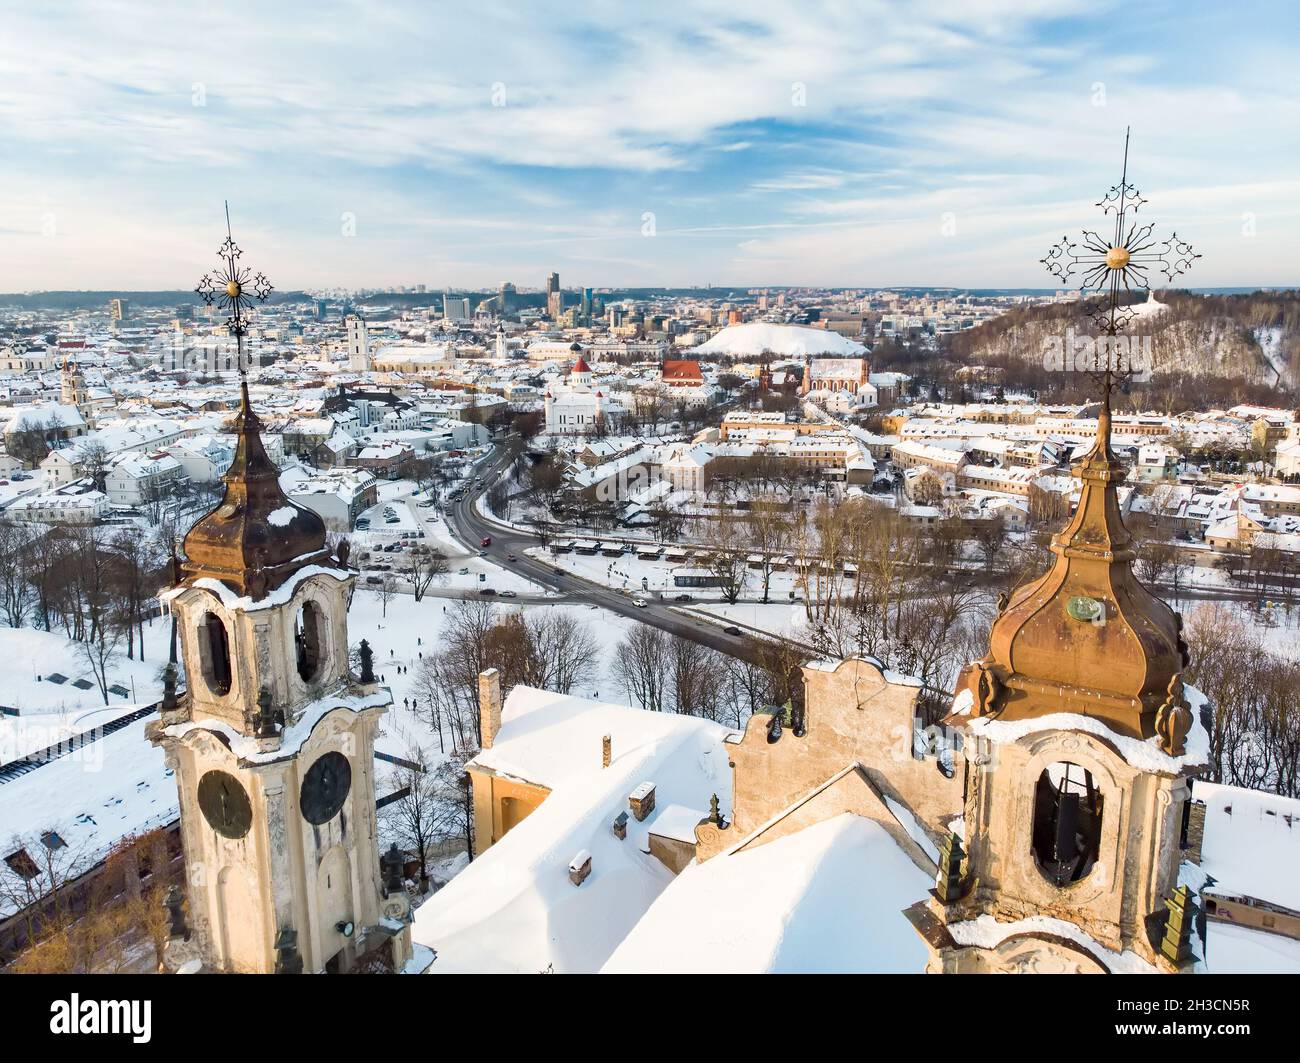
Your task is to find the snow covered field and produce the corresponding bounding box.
[347,588,646,770]
[0,626,166,767]
[529,544,829,603]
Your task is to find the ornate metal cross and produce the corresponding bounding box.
[195,202,273,377]
[1040,129,1199,429]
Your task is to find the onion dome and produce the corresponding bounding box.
[955,403,1187,740]
[181,382,340,599]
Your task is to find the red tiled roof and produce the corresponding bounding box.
[661,359,703,384]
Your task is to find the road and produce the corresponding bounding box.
[441,444,769,661]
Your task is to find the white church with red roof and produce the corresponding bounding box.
[543,348,626,436]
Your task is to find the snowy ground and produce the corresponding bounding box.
[0,626,167,765]
[347,588,646,771]
[529,545,830,603]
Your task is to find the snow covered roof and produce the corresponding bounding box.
[695,323,867,358]
[602,814,932,973]
[1196,781,1300,912]
[412,686,734,972]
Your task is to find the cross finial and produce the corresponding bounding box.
[196,204,273,382]
[1041,132,1199,458]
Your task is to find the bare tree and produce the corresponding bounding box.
[79,440,111,493]
[745,496,792,602]
[0,521,35,627]
[612,624,671,712]
[380,747,442,891]
[80,623,123,706]
[704,519,748,605]
[405,545,448,602]
[373,577,397,618]
[668,635,724,718]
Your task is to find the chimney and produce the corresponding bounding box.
[478,668,502,749]
[602,734,612,768]
[628,781,656,822]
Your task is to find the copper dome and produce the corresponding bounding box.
[181,383,339,599]
[957,405,1187,740]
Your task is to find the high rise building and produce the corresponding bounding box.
[108,297,129,322]
[545,272,563,320]
[442,293,469,321]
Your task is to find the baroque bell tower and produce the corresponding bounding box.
[912,138,1207,974]
[148,212,418,974]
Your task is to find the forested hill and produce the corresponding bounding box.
[949,290,1300,392]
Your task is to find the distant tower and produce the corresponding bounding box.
[149,382,414,974]
[546,272,562,320]
[345,314,370,371]
[61,358,92,427]
[494,322,507,361]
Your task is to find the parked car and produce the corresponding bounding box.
[723,626,743,637]
[479,587,497,596]
[365,576,384,585]
[674,593,694,602]
[499,590,517,598]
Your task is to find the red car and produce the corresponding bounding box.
[480,536,492,547]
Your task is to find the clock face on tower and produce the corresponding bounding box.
[197,770,253,839]
[300,752,352,825]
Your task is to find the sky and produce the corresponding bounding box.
[1,0,1298,291]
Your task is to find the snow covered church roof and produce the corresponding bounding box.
[412,687,735,973]
[602,813,932,973]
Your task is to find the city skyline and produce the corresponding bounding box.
[2,1,1298,291]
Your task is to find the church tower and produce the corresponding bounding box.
[61,358,92,427]
[346,313,371,371]
[912,141,1205,974]
[150,218,418,974]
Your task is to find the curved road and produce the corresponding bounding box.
[442,444,768,661]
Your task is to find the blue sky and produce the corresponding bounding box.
[2,1,1297,290]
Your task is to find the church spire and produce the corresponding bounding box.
[184,207,337,600]
[960,134,1199,742]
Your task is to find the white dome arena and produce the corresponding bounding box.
[692,322,867,358]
